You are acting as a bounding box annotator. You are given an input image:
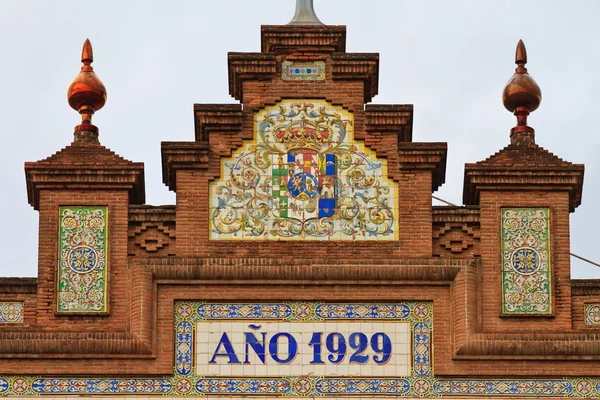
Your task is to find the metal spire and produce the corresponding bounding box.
[287,0,324,25]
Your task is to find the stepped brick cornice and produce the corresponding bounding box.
[24,139,145,210]
[161,142,211,191]
[398,142,448,191]
[227,53,277,101]
[463,141,584,211]
[365,104,413,143]
[261,25,346,53]
[194,104,243,142]
[331,53,379,102]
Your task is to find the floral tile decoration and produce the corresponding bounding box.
[585,304,600,325]
[501,207,552,315]
[0,302,23,323]
[57,206,108,313]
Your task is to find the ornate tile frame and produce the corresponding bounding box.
[500,207,553,316]
[56,205,109,314]
[1,300,600,397]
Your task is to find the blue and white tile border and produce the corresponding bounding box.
[1,300,600,397]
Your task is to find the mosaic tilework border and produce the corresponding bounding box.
[2,300,600,397]
[0,302,23,323]
[175,301,432,387]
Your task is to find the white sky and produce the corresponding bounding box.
[0,0,599,278]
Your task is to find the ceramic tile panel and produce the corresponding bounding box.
[173,301,431,397]
[210,99,399,241]
[281,61,325,81]
[0,302,23,323]
[585,304,600,325]
[501,208,552,315]
[196,321,410,377]
[4,300,600,397]
[57,206,108,313]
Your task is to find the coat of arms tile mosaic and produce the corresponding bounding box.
[281,61,326,81]
[501,207,552,315]
[2,300,600,397]
[57,206,108,313]
[210,99,398,240]
[0,302,23,323]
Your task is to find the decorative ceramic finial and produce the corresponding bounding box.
[287,0,324,25]
[502,39,542,141]
[67,39,107,139]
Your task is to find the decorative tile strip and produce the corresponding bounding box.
[196,303,292,319]
[5,300,600,397]
[30,378,172,395]
[57,206,108,313]
[315,303,411,319]
[585,304,600,325]
[315,378,410,395]
[175,321,193,375]
[282,61,325,81]
[0,375,596,397]
[0,302,23,323]
[434,379,577,397]
[195,379,290,395]
[501,208,552,314]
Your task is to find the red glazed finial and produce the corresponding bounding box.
[67,39,107,138]
[502,40,542,142]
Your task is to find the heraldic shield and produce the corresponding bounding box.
[272,149,336,222]
[210,99,398,240]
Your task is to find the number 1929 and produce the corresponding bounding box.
[308,332,392,364]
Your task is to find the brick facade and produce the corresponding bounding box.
[0,21,596,400]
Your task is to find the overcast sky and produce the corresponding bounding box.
[0,1,599,278]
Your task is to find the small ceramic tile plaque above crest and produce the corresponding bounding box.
[282,61,325,81]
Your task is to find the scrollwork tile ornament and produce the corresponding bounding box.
[209,99,398,241]
[501,208,551,315]
[57,206,108,313]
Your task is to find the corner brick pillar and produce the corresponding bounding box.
[24,132,144,327]
[397,143,447,257]
[162,106,242,257]
[463,134,584,331]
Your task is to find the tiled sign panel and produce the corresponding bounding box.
[196,321,411,377]
[281,61,326,81]
[501,208,551,315]
[4,301,600,397]
[210,99,399,240]
[172,302,431,397]
[585,304,600,325]
[0,302,23,323]
[57,206,108,313]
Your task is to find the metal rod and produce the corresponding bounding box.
[571,253,600,268]
[433,195,600,269]
[432,195,458,207]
